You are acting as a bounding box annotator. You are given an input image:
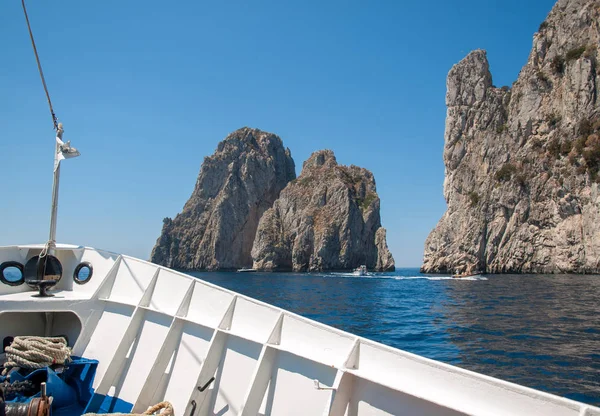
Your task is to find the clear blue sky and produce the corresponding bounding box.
[0,0,555,266]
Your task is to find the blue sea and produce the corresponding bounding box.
[190,268,600,407]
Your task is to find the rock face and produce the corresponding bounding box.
[251,150,395,272]
[151,128,295,270]
[422,0,600,273]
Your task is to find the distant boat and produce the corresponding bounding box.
[353,265,368,276]
[237,267,257,273]
[452,271,482,279]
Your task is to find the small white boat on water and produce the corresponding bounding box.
[3,3,599,415]
[451,272,482,279]
[452,264,482,279]
[237,268,258,273]
[352,265,368,276]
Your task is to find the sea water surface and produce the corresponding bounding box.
[189,268,600,407]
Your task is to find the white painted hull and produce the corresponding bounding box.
[0,244,598,416]
[353,266,367,277]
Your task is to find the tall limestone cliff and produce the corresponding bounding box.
[422,0,600,273]
[151,128,295,270]
[251,150,395,272]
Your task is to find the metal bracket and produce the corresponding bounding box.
[189,400,197,416]
[198,376,216,393]
[313,379,335,390]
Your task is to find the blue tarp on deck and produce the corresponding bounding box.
[1,356,99,416]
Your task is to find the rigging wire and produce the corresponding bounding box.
[21,0,58,130]
[21,0,61,268]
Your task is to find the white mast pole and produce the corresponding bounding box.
[45,123,79,257]
[47,125,64,256]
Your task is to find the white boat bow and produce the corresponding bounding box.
[0,244,598,416]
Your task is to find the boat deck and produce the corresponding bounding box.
[0,244,599,415]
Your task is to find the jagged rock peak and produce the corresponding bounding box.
[422,0,600,274]
[446,50,493,107]
[301,149,337,172]
[151,127,296,270]
[251,149,395,272]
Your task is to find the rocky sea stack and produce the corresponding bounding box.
[252,150,395,272]
[422,0,600,274]
[151,128,295,270]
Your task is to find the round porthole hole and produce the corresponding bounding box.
[73,262,93,284]
[0,261,25,286]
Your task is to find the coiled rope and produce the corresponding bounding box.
[2,380,36,400]
[2,336,71,375]
[143,402,174,416]
[83,401,175,416]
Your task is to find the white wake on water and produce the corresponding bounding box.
[387,275,488,281]
[322,273,488,281]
